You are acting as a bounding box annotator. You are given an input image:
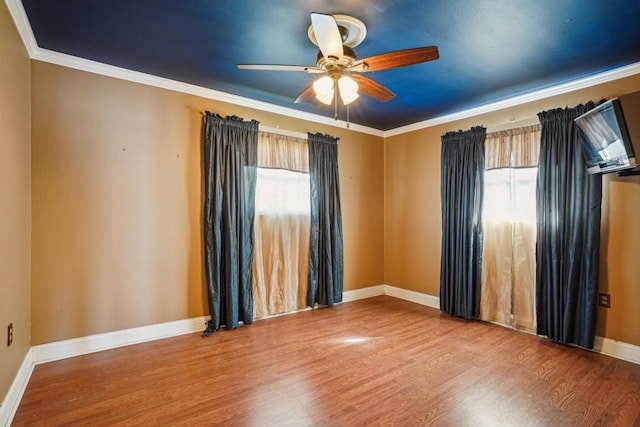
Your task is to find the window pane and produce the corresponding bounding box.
[483,167,537,224]
[255,168,310,214]
[512,168,537,223]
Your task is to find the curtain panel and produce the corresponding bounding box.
[484,125,541,170]
[440,126,486,319]
[257,131,309,172]
[307,132,344,307]
[253,131,310,318]
[536,102,603,349]
[480,125,540,333]
[202,113,259,335]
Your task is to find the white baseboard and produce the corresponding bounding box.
[382,285,441,309]
[382,286,640,365]
[31,288,385,365]
[31,316,209,365]
[28,288,408,366]
[342,285,385,302]
[5,285,639,426]
[593,336,640,365]
[343,284,440,309]
[0,349,33,427]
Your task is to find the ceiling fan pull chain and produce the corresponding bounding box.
[347,104,350,129]
[334,91,338,120]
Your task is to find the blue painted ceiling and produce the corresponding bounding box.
[20,0,640,131]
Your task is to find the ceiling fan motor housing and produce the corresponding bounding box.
[238,13,438,105]
[317,46,357,71]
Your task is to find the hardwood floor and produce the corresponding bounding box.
[13,296,640,426]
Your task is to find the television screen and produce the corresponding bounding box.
[574,99,638,175]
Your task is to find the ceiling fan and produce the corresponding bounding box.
[238,13,439,112]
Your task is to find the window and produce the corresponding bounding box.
[255,168,310,215]
[483,168,537,224]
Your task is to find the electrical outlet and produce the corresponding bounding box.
[598,293,611,308]
[7,323,13,347]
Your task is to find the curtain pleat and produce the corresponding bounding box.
[536,102,602,348]
[203,113,258,335]
[307,133,343,307]
[440,126,486,319]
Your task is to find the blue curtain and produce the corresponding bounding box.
[307,132,344,307]
[536,103,602,349]
[440,126,486,319]
[202,113,258,336]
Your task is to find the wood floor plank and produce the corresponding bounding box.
[12,296,640,426]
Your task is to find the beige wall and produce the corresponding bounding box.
[5,3,640,377]
[26,59,640,347]
[385,74,640,346]
[31,62,384,344]
[0,1,31,405]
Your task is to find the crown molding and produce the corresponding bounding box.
[6,0,640,139]
[4,0,384,138]
[32,48,385,138]
[4,0,37,56]
[384,61,640,137]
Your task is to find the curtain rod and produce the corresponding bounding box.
[486,117,540,133]
[260,119,541,140]
[259,125,308,140]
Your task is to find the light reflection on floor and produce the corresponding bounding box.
[339,336,384,344]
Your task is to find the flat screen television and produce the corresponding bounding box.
[574,98,639,175]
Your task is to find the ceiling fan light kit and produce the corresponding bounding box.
[238,12,439,119]
[313,75,335,105]
[338,75,359,105]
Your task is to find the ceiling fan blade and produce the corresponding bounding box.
[352,46,439,72]
[352,75,395,102]
[310,13,344,61]
[237,64,325,73]
[294,84,316,104]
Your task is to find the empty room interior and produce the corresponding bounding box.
[2,0,640,425]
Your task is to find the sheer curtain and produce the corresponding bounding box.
[480,125,540,333]
[253,132,310,318]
